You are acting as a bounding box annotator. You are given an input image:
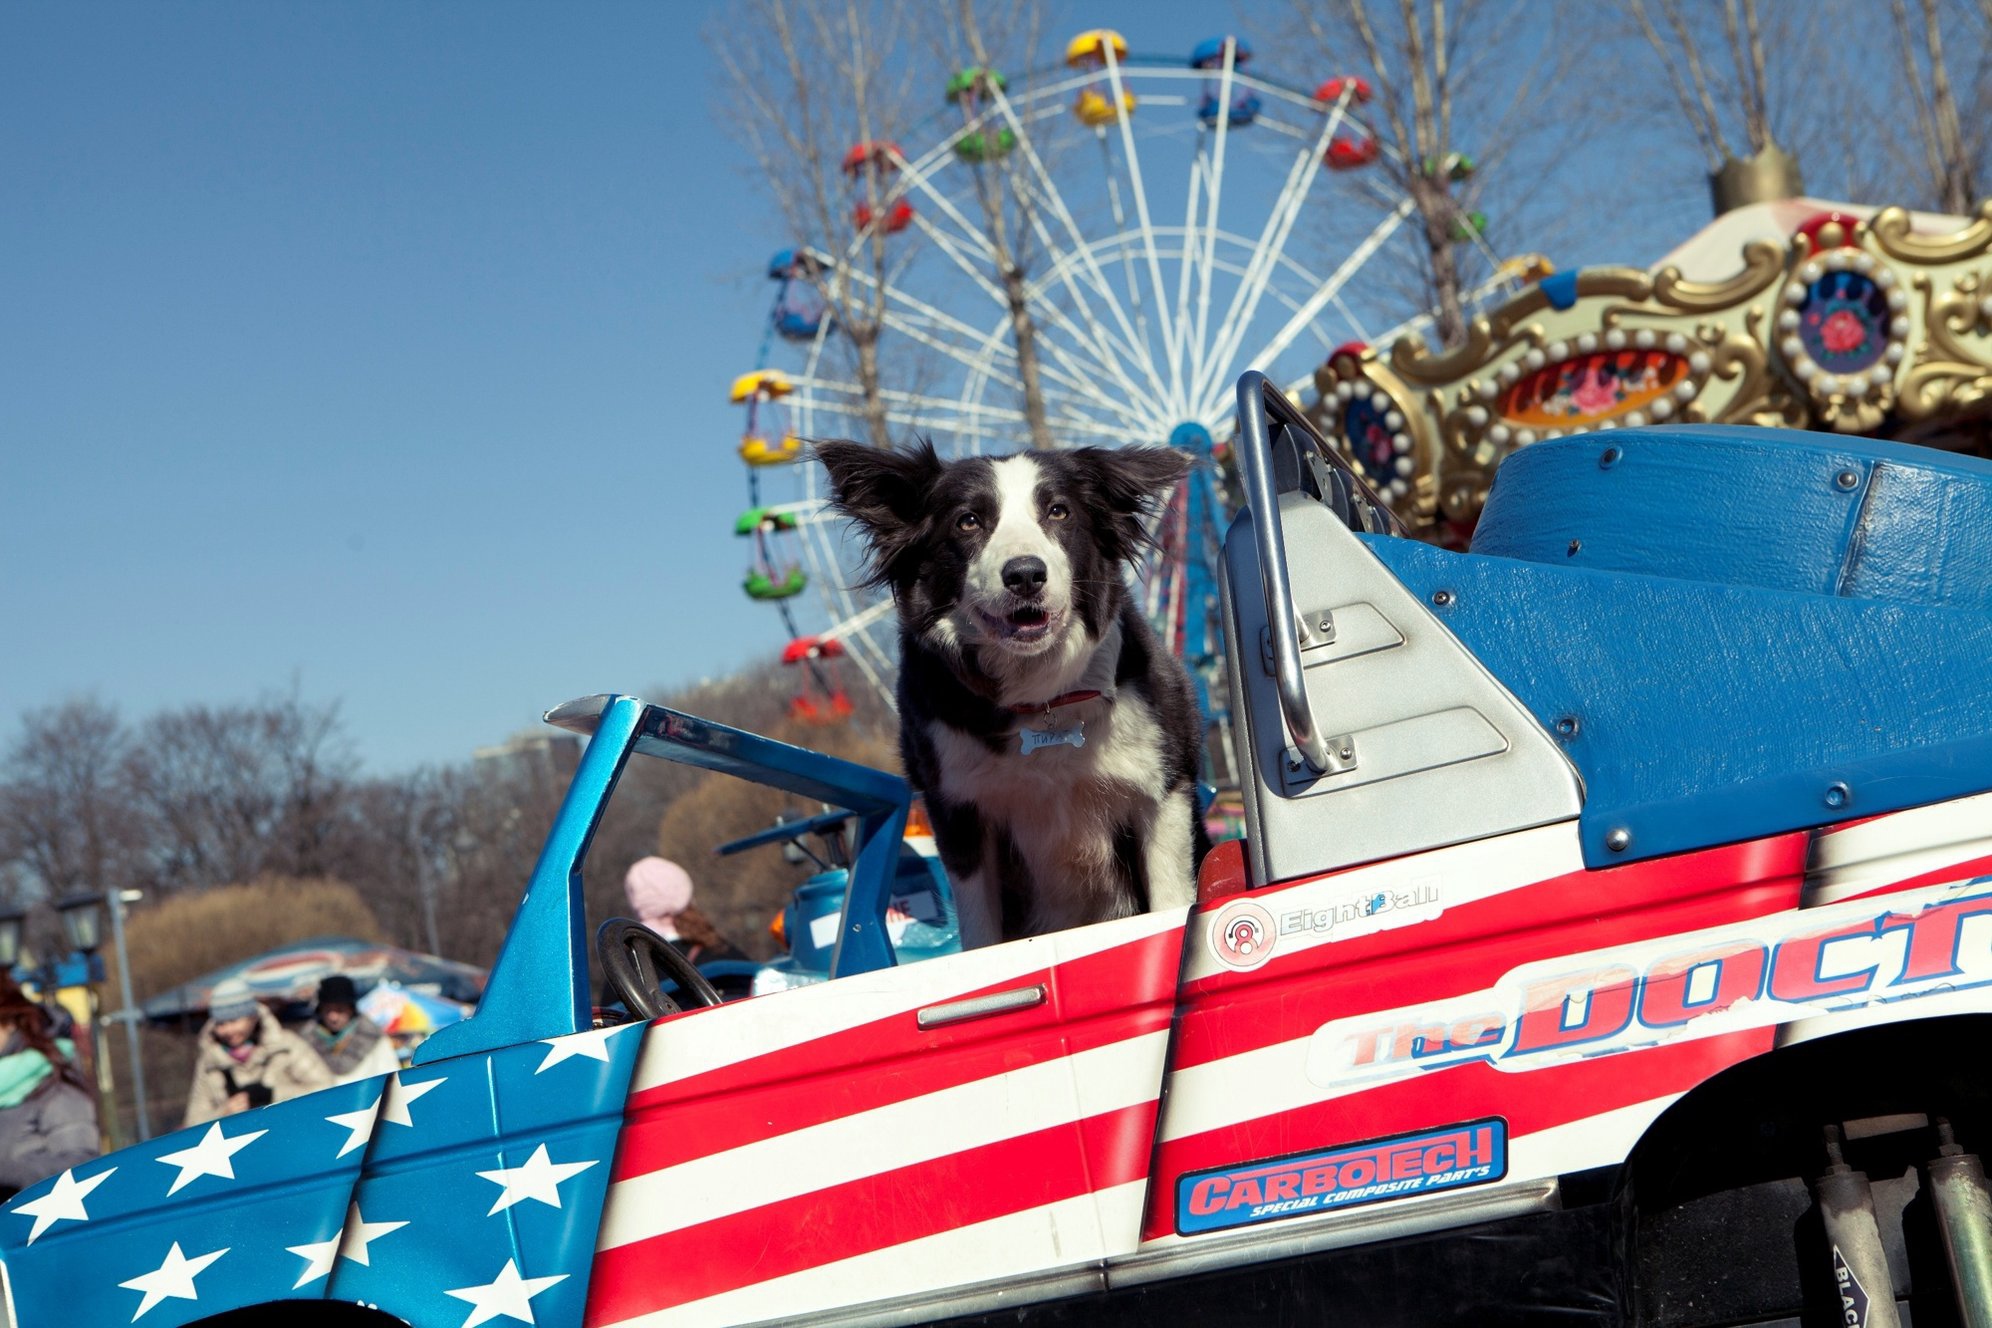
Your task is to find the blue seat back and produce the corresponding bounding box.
[1358,425,1992,866]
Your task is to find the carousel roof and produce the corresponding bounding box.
[1311,198,1992,538]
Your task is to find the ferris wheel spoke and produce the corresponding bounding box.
[904,213,1023,312]
[872,308,1039,398]
[892,138,1029,261]
[788,380,1040,438]
[818,595,896,644]
[1330,289,1373,343]
[1011,262,1164,425]
[1016,308,1154,426]
[1099,43,1189,417]
[1016,348,1133,418]
[855,265,1134,421]
[1190,101,1346,409]
[978,88,1175,410]
[1168,150,1212,400]
[1184,43,1246,407]
[1199,199,1413,421]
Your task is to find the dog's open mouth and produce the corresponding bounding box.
[980,604,1055,644]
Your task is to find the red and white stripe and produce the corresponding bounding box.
[587,907,1184,1327]
[582,793,1992,1324]
[1144,822,1810,1244]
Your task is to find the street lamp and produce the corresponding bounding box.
[55,892,104,958]
[109,888,150,1142]
[51,893,116,1149]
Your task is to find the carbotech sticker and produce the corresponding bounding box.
[1175,1119,1506,1236]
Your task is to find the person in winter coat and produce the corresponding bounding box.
[0,978,99,1201]
[303,974,401,1086]
[623,856,746,965]
[182,977,332,1127]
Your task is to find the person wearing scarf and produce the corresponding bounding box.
[0,977,99,1201]
[304,974,401,1085]
[183,977,332,1126]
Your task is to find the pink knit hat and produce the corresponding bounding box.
[624,857,694,930]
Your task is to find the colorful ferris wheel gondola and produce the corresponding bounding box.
[733,368,802,468]
[737,505,808,602]
[1065,29,1136,127]
[1314,76,1379,170]
[843,141,914,235]
[1190,36,1260,128]
[767,248,831,344]
[782,634,854,725]
[946,67,1017,162]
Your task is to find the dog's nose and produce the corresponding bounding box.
[1002,556,1048,598]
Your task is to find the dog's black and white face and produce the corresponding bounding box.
[816,441,1189,677]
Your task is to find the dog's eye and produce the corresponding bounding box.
[1047,502,1070,521]
[955,511,980,531]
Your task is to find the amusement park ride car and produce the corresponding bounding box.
[8,374,1992,1327]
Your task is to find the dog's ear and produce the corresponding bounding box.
[815,438,945,587]
[1071,446,1192,564]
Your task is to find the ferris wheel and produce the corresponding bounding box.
[728,28,1522,729]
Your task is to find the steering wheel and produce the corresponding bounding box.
[595,917,724,1020]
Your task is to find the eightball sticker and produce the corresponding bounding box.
[1210,899,1277,971]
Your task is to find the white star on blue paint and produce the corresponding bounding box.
[155,1123,265,1195]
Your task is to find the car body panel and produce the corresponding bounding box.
[0,1021,647,1328]
[587,906,1183,1326]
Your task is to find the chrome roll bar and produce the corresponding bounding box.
[1233,371,1403,775]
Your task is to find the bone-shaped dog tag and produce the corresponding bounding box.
[1019,721,1085,755]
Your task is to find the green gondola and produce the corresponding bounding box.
[744,567,809,601]
[953,127,1018,162]
[945,66,1007,103]
[735,507,799,536]
[947,68,1016,162]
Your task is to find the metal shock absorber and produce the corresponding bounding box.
[1814,1124,1903,1328]
[1929,1118,1992,1328]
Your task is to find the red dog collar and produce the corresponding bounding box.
[1009,689,1101,715]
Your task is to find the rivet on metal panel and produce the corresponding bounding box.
[1600,446,1622,469]
[1605,827,1632,852]
[1554,715,1580,738]
[1824,781,1851,809]
[1835,469,1860,491]
[1432,589,1455,607]
[1566,539,1581,557]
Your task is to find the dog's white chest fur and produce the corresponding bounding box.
[928,692,1192,936]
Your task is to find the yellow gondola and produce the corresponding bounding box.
[739,433,805,466]
[1073,88,1138,127]
[729,369,794,404]
[1064,29,1127,67]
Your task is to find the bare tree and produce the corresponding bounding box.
[1623,0,1777,171]
[122,690,357,891]
[925,0,1054,448]
[0,697,144,903]
[1888,0,1988,214]
[1291,0,1587,351]
[711,0,923,449]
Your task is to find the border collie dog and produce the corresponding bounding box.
[818,440,1210,948]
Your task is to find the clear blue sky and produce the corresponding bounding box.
[2,2,1709,772]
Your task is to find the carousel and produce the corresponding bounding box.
[1311,197,1992,540]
